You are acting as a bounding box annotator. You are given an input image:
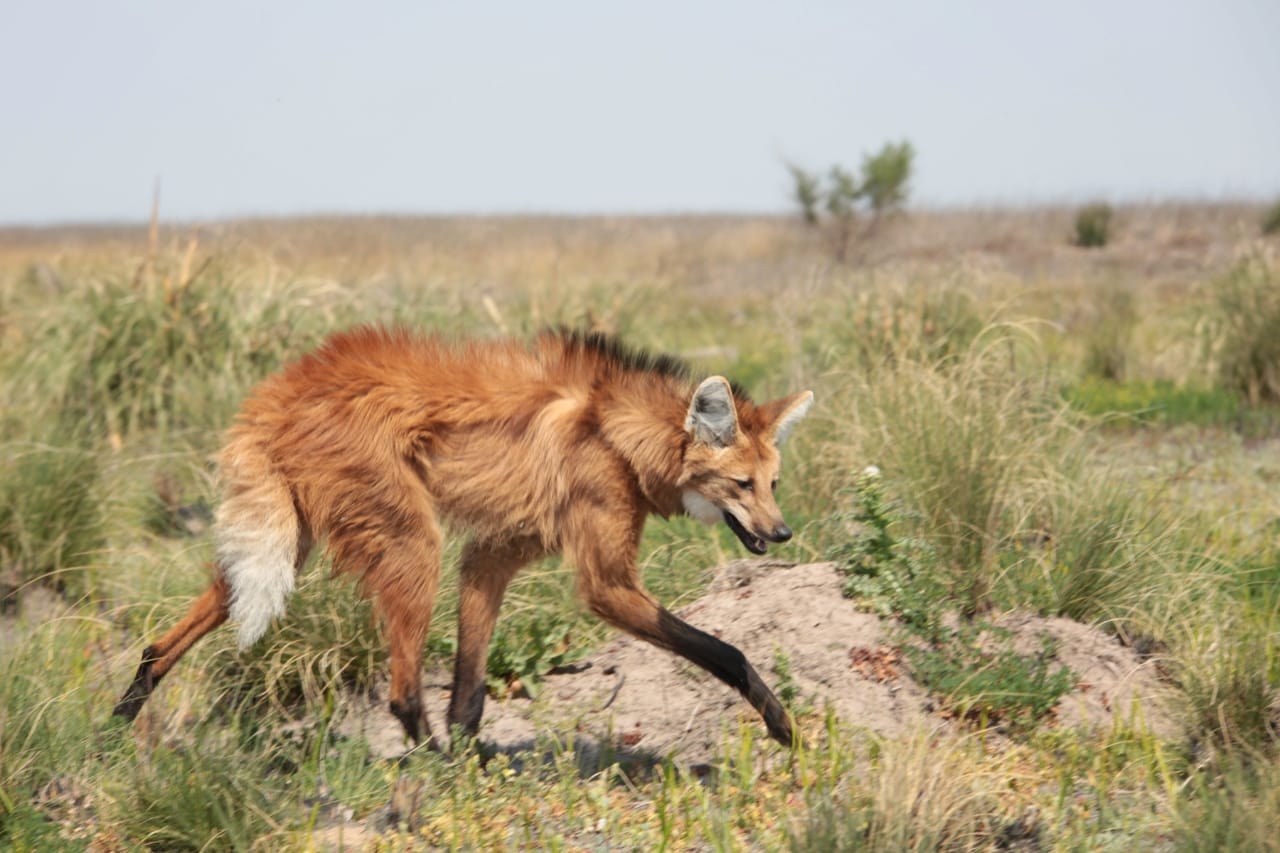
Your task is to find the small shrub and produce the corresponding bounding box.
[788,163,822,226]
[860,141,915,219]
[1073,203,1114,248]
[1262,199,1280,236]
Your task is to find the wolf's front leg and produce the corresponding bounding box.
[589,582,796,747]
[569,509,797,748]
[446,536,544,743]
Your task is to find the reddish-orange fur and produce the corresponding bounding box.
[114,326,813,748]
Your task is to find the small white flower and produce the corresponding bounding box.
[862,464,882,478]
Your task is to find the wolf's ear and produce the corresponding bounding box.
[686,376,738,449]
[761,390,814,447]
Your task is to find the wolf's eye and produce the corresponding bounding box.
[735,478,754,492]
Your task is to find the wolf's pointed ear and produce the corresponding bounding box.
[761,390,814,447]
[686,376,738,449]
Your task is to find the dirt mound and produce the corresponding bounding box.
[344,560,1178,765]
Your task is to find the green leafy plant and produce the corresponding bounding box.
[483,612,588,699]
[904,622,1075,734]
[828,468,943,636]
[772,647,811,717]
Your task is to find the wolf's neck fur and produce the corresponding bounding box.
[595,381,690,517]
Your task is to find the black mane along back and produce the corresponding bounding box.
[552,327,751,401]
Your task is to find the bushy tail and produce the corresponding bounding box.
[214,440,301,649]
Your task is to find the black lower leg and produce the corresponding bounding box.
[389,692,439,750]
[446,678,487,739]
[655,609,797,747]
[112,645,163,721]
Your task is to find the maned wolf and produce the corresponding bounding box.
[113,326,814,748]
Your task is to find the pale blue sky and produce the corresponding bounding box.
[3,0,1278,224]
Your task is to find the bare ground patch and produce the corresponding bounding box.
[341,560,1179,767]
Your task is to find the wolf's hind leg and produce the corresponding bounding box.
[362,531,444,747]
[112,572,232,721]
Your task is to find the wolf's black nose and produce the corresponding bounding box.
[771,524,792,542]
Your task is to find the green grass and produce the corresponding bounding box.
[1065,377,1243,426]
[904,623,1076,734]
[0,211,1277,848]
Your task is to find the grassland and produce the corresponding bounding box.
[1,203,1278,850]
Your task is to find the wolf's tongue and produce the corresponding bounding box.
[723,511,768,555]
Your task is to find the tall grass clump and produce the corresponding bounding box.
[0,618,105,843]
[823,328,1075,614]
[0,434,103,598]
[815,281,988,373]
[1199,252,1280,405]
[1016,474,1177,625]
[1173,609,1278,754]
[14,250,351,441]
[202,564,386,717]
[1172,751,1280,852]
[101,725,289,850]
[1082,285,1136,380]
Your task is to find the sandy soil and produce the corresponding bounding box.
[340,559,1178,768]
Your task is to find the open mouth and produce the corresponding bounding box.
[723,511,768,555]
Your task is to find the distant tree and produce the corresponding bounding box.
[861,141,915,219]
[787,140,915,261]
[787,163,822,226]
